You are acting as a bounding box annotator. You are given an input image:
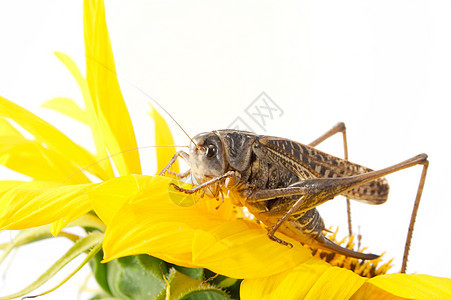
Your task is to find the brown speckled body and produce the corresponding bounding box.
[216,130,389,250]
[162,127,428,268]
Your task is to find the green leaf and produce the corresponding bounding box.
[0,232,104,300]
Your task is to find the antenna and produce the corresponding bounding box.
[86,55,198,148]
[63,145,188,184]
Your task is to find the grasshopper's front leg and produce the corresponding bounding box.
[166,169,192,179]
[169,171,241,208]
[159,150,191,178]
[170,171,238,195]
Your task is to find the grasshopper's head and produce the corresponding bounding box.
[189,132,227,191]
[189,130,257,197]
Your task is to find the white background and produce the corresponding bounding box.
[1,0,450,298]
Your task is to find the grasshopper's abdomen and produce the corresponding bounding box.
[261,138,390,205]
[238,137,382,259]
[243,149,328,239]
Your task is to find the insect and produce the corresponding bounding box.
[84,54,428,273]
[159,123,429,273]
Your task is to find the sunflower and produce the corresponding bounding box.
[0,0,450,299]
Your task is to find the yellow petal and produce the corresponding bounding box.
[304,265,366,300]
[352,273,451,300]
[241,258,328,299]
[241,258,365,300]
[88,174,153,225]
[41,97,88,125]
[0,135,89,184]
[83,0,141,176]
[351,282,401,300]
[101,177,209,262]
[191,220,311,279]
[101,176,311,279]
[0,117,21,136]
[0,96,108,180]
[0,181,95,232]
[149,105,179,174]
[53,51,114,179]
[0,181,28,195]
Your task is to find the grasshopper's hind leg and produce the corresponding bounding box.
[308,122,348,156]
[308,122,353,236]
[401,158,429,273]
[248,154,429,268]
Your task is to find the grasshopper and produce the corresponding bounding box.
[159,122,429,273]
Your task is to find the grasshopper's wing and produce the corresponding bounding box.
[259,137,389,204]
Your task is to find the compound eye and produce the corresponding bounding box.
[205,144,217,158]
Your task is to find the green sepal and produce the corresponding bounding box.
[203,270,241,299]
[178,290,232,300]
[0,225,59,264]
[103,254,231,300]
[216,278,238,289]
[165,269,231,300]
[170,264,204,280]
[0,214,103,266]
[69,212,106,232]
[106,255,169,299]
[0,232,103,300]
[90,249,112,295]
[89,296,122,300]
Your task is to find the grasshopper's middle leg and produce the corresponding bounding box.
[308,122,353,236]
